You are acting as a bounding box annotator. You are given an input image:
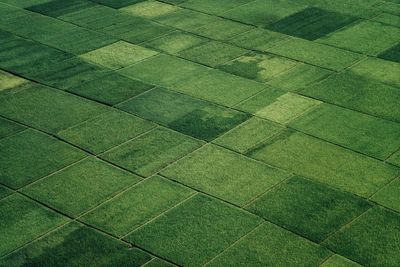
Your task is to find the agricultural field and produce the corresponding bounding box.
[0,0,399,266]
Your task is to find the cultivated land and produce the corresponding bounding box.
[0,0,399,266]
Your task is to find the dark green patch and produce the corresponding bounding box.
[119,88,249,141]
[247,176,372,242]
[0,117,25,139]
[0,194,67,257]
[27,0,96,17]
[0,222,152,267]
[0,185,12,200]
[127,194,262,266]
[378,43,400,63]
[0,129,86,189]
[325,207,400,267]
[266,7,357,40]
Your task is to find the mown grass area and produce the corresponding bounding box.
[0,0,399,266]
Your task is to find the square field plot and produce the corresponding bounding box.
[82,176,194,237]
[0,130,86,189]
[58,110,156,154]
[0,84,110,133]
[0,222,152,267]
[319,21,400,56]
[301,72,400,123]
[248,132,399,197]
[247,176,371,242]
[205,222,331,266]
[126,194,262,266]
[325,207,400,267]
[214,117,285,153]
[161,144,290,206]
[228,28,289,52]
[119,54,210,87]
[22,157,141,217]
[80,41,158,70]
[266,7,357,40]
[118,88,250,141]
[173,69,266,107]
[0,194,67,257]
[120,1,181,19]
[267,38,364,71]
[67,72,154,105]
[192,18,252,41]
[218,52,298,83]
[181,0,254,15]
[101,127,203,177]
[371,178,400,212]
[178,41,248,67]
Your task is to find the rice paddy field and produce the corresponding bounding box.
[0,0,400,266]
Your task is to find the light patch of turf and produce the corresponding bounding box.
[0,129,86,189]
[192,18,252,40]
[325,206,400,267]
[162,144,290,206]
[371,178,400,212]
[301,72,400,122]
[0,222,152,267]
[144,31,207,54]
[101,127,203,177]
[82,176,194,236]
[80,41,158,70]
[214,117,284,153]
[219,53,297,82]
[0,70,27,92]
[247,176,372,242]
[127,194,262,266]
[178,41,247,67]
[319,20,400,56]
[267,63,332,92]
[120,0,180,19]
[289,104,400,159]
[181,0,254,15]
[205,222,331,267]
[22,157,141,217]
[228,28,289,52]
[267,37,364,71]
[235,86,286,114]
[0,194,67,257]
[253,93,322,124]
[118,88,250,141]
[320,255,362,267]
[351,57,400,88]
[248,132,400,197]
[58,110,155,154]
[119,54,210,87]
[173,69,266,107]
[154,9,219,31]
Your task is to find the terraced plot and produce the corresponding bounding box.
[1,1,399,266]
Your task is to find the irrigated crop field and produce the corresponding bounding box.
[0,0,399,266]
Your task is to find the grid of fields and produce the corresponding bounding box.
[0,0,399,266]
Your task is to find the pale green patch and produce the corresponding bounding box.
[120,0,180,19]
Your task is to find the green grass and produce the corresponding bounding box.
[0,194,67,257]
[0,117,25,139]
[0,130,86,189]
[0,222,153,267]
[325,206,400,267]
[378,43,400,63]
[371,178,400,212]
[248,132,399,197]
[228,28,289,52]
[247,176,371,242]
[162,144,290,206]
[27,0,96,18]
[205,222,331,267]
[22,157,141,217]
[126,194,262,266]
[144,31,207,54]
[101,127,203,177]
[82,176,194,236]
